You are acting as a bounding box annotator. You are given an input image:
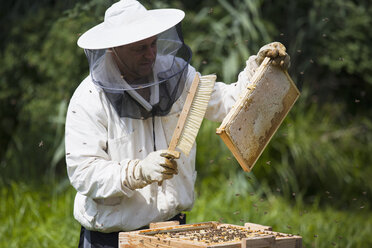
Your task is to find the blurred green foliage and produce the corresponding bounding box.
[196,89,372,209]
[1,0,372,246]
[261,0,372,111]
[0,0,113,182]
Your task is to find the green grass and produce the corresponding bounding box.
[1,182,79,248]
[189,173,372,248]
[1,179,371,248]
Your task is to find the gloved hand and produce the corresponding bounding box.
[139,150,178,183]
[124,150,179,190]
[256,42,290,70]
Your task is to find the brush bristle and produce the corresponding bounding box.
[177,74,216,155]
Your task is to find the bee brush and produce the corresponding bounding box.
[168,73,216,158]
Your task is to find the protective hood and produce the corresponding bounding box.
[84,24,192,119]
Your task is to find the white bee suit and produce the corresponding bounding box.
[65,56,259,232]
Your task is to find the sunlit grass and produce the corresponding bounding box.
[1,182,79,248]
[188,172,372,248]
[2,180,371,248]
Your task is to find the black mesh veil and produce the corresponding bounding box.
[84,23,192,119]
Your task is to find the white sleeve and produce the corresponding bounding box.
[65,83,134,200]
[205,55,259,122]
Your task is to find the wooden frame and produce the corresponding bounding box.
[119,221,302,248]
[216,57,300,171]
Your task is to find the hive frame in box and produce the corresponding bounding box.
[119,221,302,248]
[216,57,300,171]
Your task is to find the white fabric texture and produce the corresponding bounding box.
[65,55,259,232]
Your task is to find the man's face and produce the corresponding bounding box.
[112,36,157,82]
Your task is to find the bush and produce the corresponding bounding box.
[0,0,111,184]
[261,0,372,111]
[196,87,372,208]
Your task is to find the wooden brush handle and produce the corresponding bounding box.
[160,150,180,159]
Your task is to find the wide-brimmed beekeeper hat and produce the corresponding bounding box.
[77,0,185,49]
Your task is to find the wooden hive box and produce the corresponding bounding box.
[216,57,300,171]
[119,221,302,248]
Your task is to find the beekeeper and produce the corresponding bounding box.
[65,0,290,247]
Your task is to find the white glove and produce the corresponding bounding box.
[124,150,179,190]
[256,42,290,70]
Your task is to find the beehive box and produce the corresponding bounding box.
[119,221,302,247]
[216,57,300,171]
